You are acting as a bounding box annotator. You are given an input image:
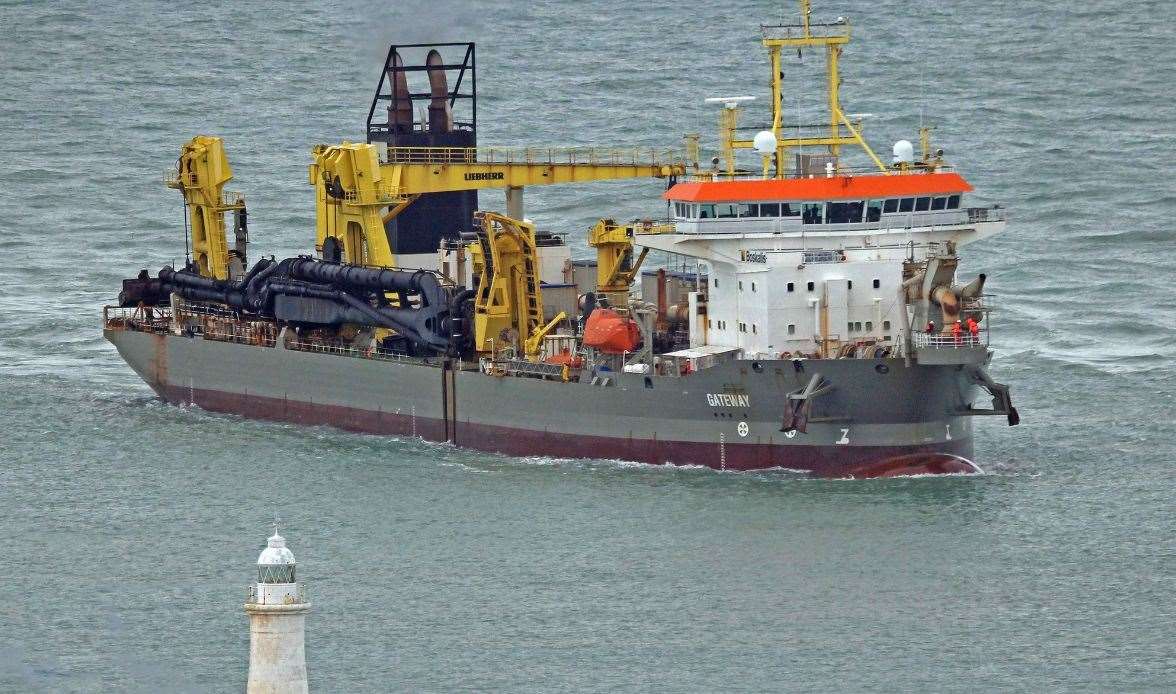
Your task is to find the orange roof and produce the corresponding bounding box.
[664,172,972,202]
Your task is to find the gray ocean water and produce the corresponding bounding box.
[1,0,1174,691]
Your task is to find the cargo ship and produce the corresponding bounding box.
[105,2,1018,478]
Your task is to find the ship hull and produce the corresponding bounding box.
[106,329,983,477]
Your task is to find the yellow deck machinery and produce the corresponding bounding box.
[166,135,248,280]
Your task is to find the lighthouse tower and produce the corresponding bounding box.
[245,530,310,694]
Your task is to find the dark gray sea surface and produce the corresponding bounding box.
[1,0,1173,691]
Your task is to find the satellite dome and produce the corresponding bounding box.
[753,130,778,155]
[892,139,915,164]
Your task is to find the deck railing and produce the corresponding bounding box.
[911,331,988,349]
[382,145,686,168]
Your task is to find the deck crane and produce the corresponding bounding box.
[307,142,687,268]
[308,142,688,358]
[166,135,248,280]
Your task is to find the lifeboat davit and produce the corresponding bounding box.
[582,308,640,354]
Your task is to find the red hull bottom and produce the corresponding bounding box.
[158,385,979,479]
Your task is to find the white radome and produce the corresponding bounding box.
[753,130,778,155]
[257,533,296,566]
[892,139,915,164]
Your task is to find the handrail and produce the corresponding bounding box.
[383,146,687,168]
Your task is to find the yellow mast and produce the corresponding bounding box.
[742,0,888,176]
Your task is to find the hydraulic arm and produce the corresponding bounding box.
[167,135,248,280]
[468,211,563,359]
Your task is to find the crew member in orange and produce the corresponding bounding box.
[966,317,980,342]
[951,320,963,344]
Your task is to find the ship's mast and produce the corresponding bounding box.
[731,0,888,176]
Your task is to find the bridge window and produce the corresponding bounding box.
[802,203,823,224]
[738,280,743,291]
[782,203,799,217]
[883,320,891,331]
[716,203,739,218]
[931,196,948,211]
[866,200,883,222]
[751,282,756,292]
[713,277,719,288]
[899,197,915,213]
[739,203,757,217]
[699,204,715,219]
[788,324,796,335]
[915,197,931,212]
[807,281,814,291]
[760,202,780,216]
[787,282,794,292]
[873,278,880,289]
[865,321,873,332]
[826,201,863,224]
[847,281,853,290]
[947,194,961,209]
[883,199,899,213]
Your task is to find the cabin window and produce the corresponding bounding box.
[826,201,862,224]
[883,320,891,331]
[699,204,715,218]
[708,319,712,328]
[713,277,718,288]
[802,203,823,224]
[807,281,815,291]
[781,203,800,217]
[788,324,796,335]
[752,324,757,334]
[899,197,915,213]
[739,281,743,291]
[866,321,873,332]
[931,196,948,211]
[854,322,862,332]
[883,198,899,214]
[847,322,854,333]
[946,195,961,209]
[866,200,883,222]
[760,202,780,216]
[847,281,853,290]
[873,278,880,289]
[787,282,795,292]
[751,282,756,292]
[716,203,739,218]
[915,197,931,212]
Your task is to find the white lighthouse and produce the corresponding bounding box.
[245,529,310,694]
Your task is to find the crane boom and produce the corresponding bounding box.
[309,143,687,268]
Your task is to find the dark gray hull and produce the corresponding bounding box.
[105,328,983,476]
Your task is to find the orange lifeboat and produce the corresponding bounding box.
[582,308,640,354]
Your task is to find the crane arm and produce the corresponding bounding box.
[166,135,246,279]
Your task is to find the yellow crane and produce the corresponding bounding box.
[468,211,566,359]
[166,135,247,279]
[587,218,675,305]
[308,142,686,268]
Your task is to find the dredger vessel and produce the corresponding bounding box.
[105,3,1019,477]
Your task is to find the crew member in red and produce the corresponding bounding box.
[951,320,963,344]
[966,317,980,342]
[925,321,936,334]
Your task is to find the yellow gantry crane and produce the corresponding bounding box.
[308,142,685,269]
[469,211,566,359]
[166,135,247,279]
